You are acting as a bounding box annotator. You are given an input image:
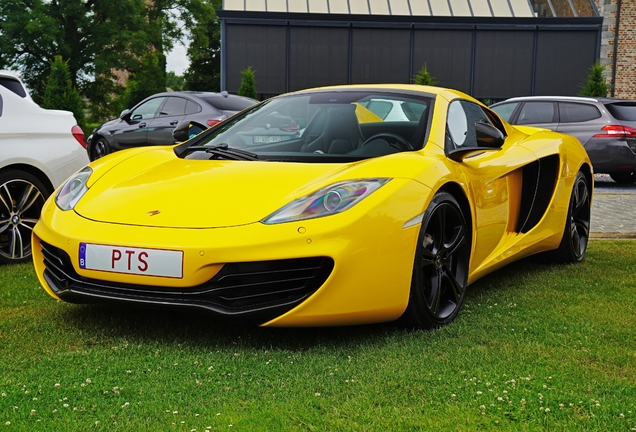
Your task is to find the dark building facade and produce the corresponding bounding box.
[218,0,603,100]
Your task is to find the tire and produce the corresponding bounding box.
[609,171,636,184]
[551,171,591,263]
[400,191,470,329]
[0,170,50,264]
[90,137,110,161]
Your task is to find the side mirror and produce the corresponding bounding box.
[475,122,505,148]
[172,120,208,142]
[119,109,131,119]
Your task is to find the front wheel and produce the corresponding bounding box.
[400,192,470,329]
[0,170,49,264]
[90,138,110,161]
[551,171,591,263]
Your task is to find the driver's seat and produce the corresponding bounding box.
[307,104,364,154]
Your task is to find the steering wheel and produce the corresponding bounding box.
[362,133,413,150]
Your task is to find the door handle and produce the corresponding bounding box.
[138,122,146,128]
[170,120,178,125]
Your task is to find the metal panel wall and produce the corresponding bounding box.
[413,30,473,94]
[351,28,411,84]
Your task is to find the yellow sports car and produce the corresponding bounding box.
[33,85,592,329]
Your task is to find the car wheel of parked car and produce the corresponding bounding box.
[609,171,636,184]
[551,171,591,263]
[400,192,470,329]
[91,138,110,161]
[0,170,50,264]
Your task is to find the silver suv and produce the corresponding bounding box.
[491,96,636,183]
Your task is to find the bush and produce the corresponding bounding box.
[580,62,609,97]
[413,64,438,86]
[41,56,86,130]
[238,66,258,100]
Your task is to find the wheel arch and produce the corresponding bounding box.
[579,162,593,192]
[437,181,473,244]
[0,164,54,194]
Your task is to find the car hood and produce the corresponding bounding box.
[75,148,389,228]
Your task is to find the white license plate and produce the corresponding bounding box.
[253,135,282,143]
[79,243,183,278]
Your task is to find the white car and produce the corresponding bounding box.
[0,72,90,264]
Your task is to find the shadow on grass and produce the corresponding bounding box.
[53,256,555,351]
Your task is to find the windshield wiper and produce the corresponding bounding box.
[183,143,259,161]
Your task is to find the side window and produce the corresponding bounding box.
[159,97,187,117]
[446,100,491,149]
[185,100,201,115]
[517,101,556,124]
[491,102,518,122]
[130,97,165,120]
[559,102,601,123]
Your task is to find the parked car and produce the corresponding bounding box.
[87,91,257,161]
[0,77,89,264]
[491,96,636,183]
[33,84,592,329]
[0,69,34,103]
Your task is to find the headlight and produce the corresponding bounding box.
[262,178,391,224]
[55,167,92,211]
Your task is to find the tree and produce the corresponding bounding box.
[166,72,185,91]
[580,62,609,97]
[237,67,258,100]
[183,0,222,91]
[413,64,438,86]
[41,56,86,131]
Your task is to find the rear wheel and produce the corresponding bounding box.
[400,192,470,329]
[609,171,636,184]
[0,170,49,264]
[551,171,591,263]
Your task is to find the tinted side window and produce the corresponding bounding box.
[491,102,518,122]
[517,102,556,124]
[131,97,165,120]
[185,100,201,115]
[159,97,187,116]
[604,102,636,121]
[0,77,27,98]
[558,102,601,123]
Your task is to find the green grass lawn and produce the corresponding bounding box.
[1,241,635,431]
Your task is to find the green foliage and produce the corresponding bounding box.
[183,0,222,91]
[1,241,636,429]
[121,52,167,108]
[41,56,86,130]
[166,71,185,92]
[580,62,609,97]
[238,66,258,100]
[413,64,438,86]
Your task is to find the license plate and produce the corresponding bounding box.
[79,243,183,278]
[253,135,282,144]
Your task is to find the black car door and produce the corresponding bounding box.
[145,96,188,145]
[116,97,166,147]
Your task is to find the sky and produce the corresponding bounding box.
[166,43,189,76]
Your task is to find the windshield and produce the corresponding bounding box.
[182,90,432,162]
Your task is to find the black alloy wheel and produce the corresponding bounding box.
[91,138,110,161]
[0,170,49,264]
[552,171,591,263]
[400,191,470,329]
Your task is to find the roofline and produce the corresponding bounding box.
[494,96,600,104]
[216,10,603,29]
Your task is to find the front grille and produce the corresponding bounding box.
[41,241,334,324]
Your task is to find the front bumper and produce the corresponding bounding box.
[33,179,427,327]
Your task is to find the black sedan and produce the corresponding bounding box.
[86,91,257,161]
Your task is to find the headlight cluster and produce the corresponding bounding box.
[55,167,92,211]
[262,178,391,224]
